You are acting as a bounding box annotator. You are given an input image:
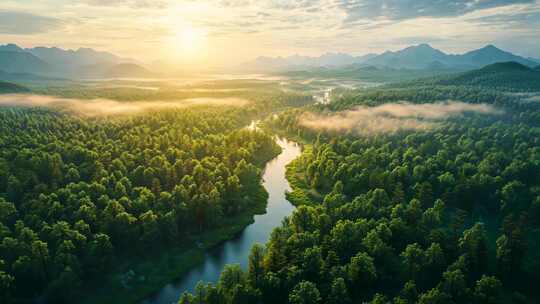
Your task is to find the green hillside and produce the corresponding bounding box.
[437,62,540,91]
[0,80,30,93]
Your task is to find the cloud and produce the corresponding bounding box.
[523,95,540,103]
[81,0,168,9]
[470,11,540,29]
[390,35,447,45]
[336,0,535,22]
[218,0,253,7]
[269,0,321,10]
[217,0,320,10]
[0,11,63,35]
[0,94,249,116]
[299,101,502,135]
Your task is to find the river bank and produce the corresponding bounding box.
[76,132,282,304]
[79,183,269,304]
[143,137,301,304]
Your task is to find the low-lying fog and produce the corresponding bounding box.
[299,101,503,135]
[0,94,250,116]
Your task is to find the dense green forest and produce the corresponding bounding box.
[0,103,286,302]
[436,62,540,90]
[1,68,539,304]
[327,85,540,119]
[176,83,540,304]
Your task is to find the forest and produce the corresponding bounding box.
[0,102,288,303]
[3,0,540,302]
[1,64,539,304]
[391,62,540,92]
[175,82,540,303]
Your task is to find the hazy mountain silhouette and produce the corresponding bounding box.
[455,45,537,68]
[244,52,377,72]
[365,44,448,69]
[0,50,50,74]
[2,42,538,77]
[0,44,25,52]
[243,44,537,72]
[27,46,124,67]
[73,63,155,79]
[0,44,149,78]
[364,44,537,69]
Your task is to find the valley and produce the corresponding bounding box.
[1,17,540,303]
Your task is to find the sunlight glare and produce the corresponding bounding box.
[173,26,207,60]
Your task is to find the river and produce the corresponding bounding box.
[143,137,301,304]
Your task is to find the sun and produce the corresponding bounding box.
[173,26,207,58]
[180,27,203,46]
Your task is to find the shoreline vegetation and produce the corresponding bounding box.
[80,182,270,304]
[256,94,540,303]
[262,123,319,208]
[0,81,312,304]
[0,99,289,304]
[79,140,281,304]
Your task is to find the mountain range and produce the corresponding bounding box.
[365,44,538,69]
[247,44,539,72]
[0,43,152,79]
[1,42,539,79]
[244,52,377,72]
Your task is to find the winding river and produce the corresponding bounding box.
[144,137,301,304]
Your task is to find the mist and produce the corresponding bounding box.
[299,101,502,135]
[524,95,540,103]
[0,94,250,116]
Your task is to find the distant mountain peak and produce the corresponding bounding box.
[403,43,438,51]
[0,43,24,52]
[365,43,537,69]
[462,45,525,62]
[0,43,141,78]
[416,43,435,49]
[364,43,448,69]
[481,44,499,50]
[469,44,507,55]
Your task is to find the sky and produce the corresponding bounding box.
[1,0,540,67]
